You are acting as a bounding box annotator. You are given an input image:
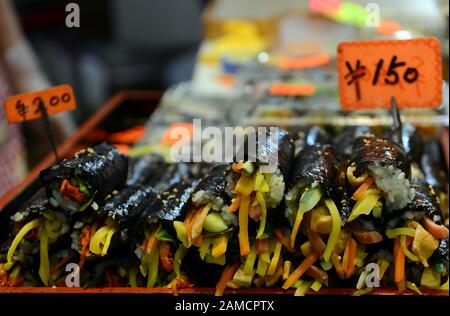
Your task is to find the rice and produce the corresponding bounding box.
[368,163,415,210]
[52,187,80,213]
[192,190,224,211]
[11,210,30,223]
[70,230,81,252]
[267,169,285,209]
[221,208,237,227]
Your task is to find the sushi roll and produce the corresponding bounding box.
[0,191,69,286]
[71,184,156,267]
[345,135,415,222]
[177,165,233,244]
[384,179,449,290]
[284,144,341,252]
[40,143,128,215]
[227,128,294,256]
[282,143,362,288]
[135,181,196,288]
[421,141,449,224]
[126,155,167,186]
[334,126,372,159]
[292,126,330,156]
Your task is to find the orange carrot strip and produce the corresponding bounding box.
[274,228,295,253]
[351,177,374,201]
[422,215,449,239]
[145,227,158,255]
[79,225,92,269]
[60,179,86,203]
[394,237,406,291]
[227,195,241,213]
[215,262,240,296]
[343,237,357,278]
[304,212,326,254]
[305,265,328,285]
[282,251,320,289]
[192,235,203,247]
[248,204,262,222]
[238,195,251,256]
[159,241,174,272]
[184,209,196,245]
[331,252,345,280]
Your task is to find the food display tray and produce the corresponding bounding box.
[0,90,448,296]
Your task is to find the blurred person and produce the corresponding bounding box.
[0,0,76,197]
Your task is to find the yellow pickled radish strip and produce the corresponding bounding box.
[206,253,226,265]
[254,172,264,191]
[254,171,270,192]
[283,261,292,280]
[101,226,118,256]
[400,235,419,262]
[7,218,41,263]
[9,265,21,281]
[434,278,449,290]
[310,280,323,292]
[189,203,212,246]
[38,228,50,286]
[322,199,342,262]
[261,250,271,263]
[244,247,257,275]
[385,227,416,239]
[255,191,267,239]
[139,254,150,277]
[147,244,160,287]
[129,268,138,287]
[44,219,60,240]
[256,255,269,277]
[294,280,313,296]
[290,186,323,248]
[199,238,212,260]
[238,195,251,256]
[290,209,304,249]
[235,174,254,196]
[212,235,228,257]
[378,259,390,279]
[89,226,109,254]
[406,281,422,295]
[267,241,282,276]
[174,245,187,279]
[348,190,380,222]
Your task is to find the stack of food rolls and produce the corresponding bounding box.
[0,127,447,295]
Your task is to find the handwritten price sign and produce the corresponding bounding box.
[337,38,442,110]
[4,85,76,124]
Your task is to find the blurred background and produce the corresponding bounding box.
[0,0,449,197]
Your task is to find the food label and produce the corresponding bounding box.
[4,85,76,123]
[337,38,442,110]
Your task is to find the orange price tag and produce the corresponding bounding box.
[337,38,442,110]
[4,85,76,124]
